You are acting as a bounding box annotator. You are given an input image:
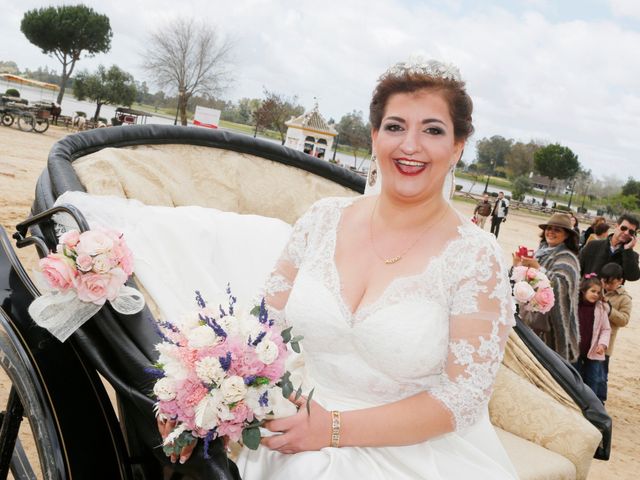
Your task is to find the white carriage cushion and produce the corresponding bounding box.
[489,366,601,480]
[495,428,576,480]
[503,330,579,413]
[72,144,357,225]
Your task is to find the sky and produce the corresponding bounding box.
[1,0,639,180]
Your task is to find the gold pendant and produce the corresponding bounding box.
[384,256,401,265]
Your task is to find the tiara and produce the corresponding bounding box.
[380,59,462,82]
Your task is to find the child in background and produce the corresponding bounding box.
[573,274,611,403]
[600,263,632,403]
[585,222,609,245]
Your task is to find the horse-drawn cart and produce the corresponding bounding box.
[0,126,611,479]
[0,96,50,133]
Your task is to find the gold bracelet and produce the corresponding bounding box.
[330,410,341,448]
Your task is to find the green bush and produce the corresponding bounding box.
[75,111,87,117]
[455,184,463,191]
[5,88,20,97]
[555,205,572,212]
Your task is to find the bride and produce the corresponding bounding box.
[61,59,518,479]
[228,60,518,479]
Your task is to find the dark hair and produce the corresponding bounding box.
[617,213,640,229]
[369,72,474,143]
[594,222,610,236]
[569,212,579,229]
[590,216,606,228]
[579,275,603,300]
[600,262,623,281]
[538,228,579,254]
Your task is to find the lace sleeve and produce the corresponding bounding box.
[260,202,321,324]
[428,238,515,430]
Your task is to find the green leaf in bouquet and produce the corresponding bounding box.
[252,376,271,386]
[306,387,315,416]
[250,305,261,316]
[242,426,262,450]
[281,326,293,343]
[290,341,301,353]
[278,372,293,398]
[294,385,303,401]
[290,335,304,343]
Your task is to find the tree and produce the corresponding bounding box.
[622,177,640,202]
[336,110,371,166]
[533,143,581,203]
[21,5,112,104]
[252,90,304,144]
[511,175,533,201]
[143,18,233,126]
[73,65,136,121]
[504,141,542,179]
[475,136,513,173]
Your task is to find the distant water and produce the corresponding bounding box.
[2,81,174,125]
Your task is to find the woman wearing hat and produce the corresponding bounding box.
[514,213,581,362]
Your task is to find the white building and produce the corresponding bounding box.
[284,103,337,159]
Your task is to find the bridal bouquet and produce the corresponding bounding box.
[511,266,555,313]
[151,288,304,455]
[28,228,145,342]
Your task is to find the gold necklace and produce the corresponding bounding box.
[369,198,448,265]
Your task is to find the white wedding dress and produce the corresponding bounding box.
[55,192,518,480]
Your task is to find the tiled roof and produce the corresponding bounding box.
[286,103,337,135]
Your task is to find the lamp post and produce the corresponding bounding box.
[567,179,576,209]
[483,159,495,193]
[332,134,339,162]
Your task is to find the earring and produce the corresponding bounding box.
[368,154,378,188]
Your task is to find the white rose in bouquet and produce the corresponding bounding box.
[255,339,279,365]
[175,311,202,332]
[513,281,535,303]
[153,377,177,401]
[220,375,247,403]
[187,325,221,349]
[216,315,240,337]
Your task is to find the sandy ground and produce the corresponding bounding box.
[0,124,638,478]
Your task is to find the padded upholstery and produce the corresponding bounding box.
[73,144,358,224]
[490,366,601,480]
[495,428,576,480]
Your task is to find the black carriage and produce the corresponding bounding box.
[0,126,610,479]
[0,96,50,133]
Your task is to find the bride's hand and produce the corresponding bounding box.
[157,417,197,464]
[261,395,332,454]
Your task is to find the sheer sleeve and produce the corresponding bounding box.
[260,202,321,324]
[428,238,515,430]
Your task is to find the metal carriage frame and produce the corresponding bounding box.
[0,125,610,479]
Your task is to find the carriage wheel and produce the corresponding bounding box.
[17,113,35,132]
[1,114,13,127]
[33,118,50,133]
[0,313,66,479]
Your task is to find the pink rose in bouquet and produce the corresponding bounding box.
[530,287,555,313]
[151,288,307,457]
[510,267,555,314]
[39,254,77,291]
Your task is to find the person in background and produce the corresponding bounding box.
[569,212,580,236]
[513,213,580,362]
[573,274,610,403]
[586,222,610,244]
[601,262,632,404]
[580,216,606,248]
[490,191,509,238]
[579,214,640,281]
[473,193,492,229]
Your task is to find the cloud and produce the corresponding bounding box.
[609,0,640,20]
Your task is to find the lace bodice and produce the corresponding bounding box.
[263,197,515,430]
